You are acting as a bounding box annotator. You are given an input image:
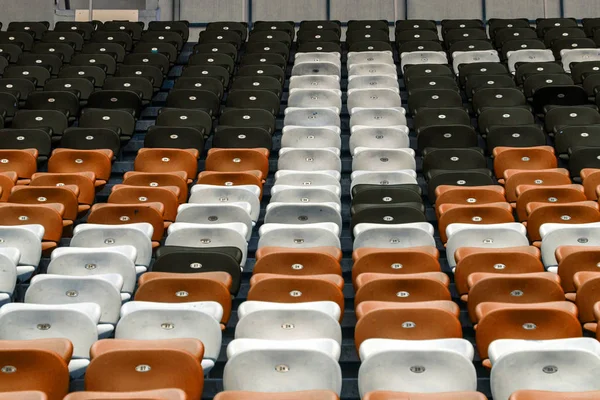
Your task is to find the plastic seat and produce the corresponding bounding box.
[155,108,212,138]
[400,51,447,73]
[493,146,557,180]
[176,203,252,240]
[165,89,219,116]
[58,66,106,88]
[17,53,62,76]
[206,148,269,179]
[134,148,199,184]
[358,338,476,397]
[348,63,397,79]
[489,338,600,400]
[0,338,71,400]
[85,339,203,399]
[445,223,529,267]
[4,66,49,87]
[540,222,600,267]
[426,169,496,201]
[265,202,342,231]
[349,127,409,154]
[347,89,402,115]
[278,148,341,173]
[572,271,600,328]
[435,185,506,212]
[0,203,63,251]
[78,109,135,142]
[475,302,581,361]
[281,126,342,150]
[515,184,586,221]
[407,89,462,115]
[422,147,486,175]
[291,61,340,78]
[9,185,79,223]
[219,108,276,134]
[109,185,179,224]
[115,301,222,372]
[452,50,500,75]
[353,222,435,250]
[70,53,117,76]
[526,201,600,241]
[354,272,451,305]
[287,89,342,114]
[477,108,534,135]
[29,172,95,212]
[7,21,49,39]
[503,168,572,202]
[80,43,125,63]
[355,301,461,349]
[350,108,407,129]
[224,338,341,393]
[196,171,264,193]
[414,108,469,133]
[416,125,478,152]
[64,389,187,400]
[12,110,67,140]
[149,20,190,41]
[48,149,112,187]
[190,184,260,222]
[406,76,459,96]
[458,62,509,88]
[87,203,165,244]
[352,148,415,171]
[506,49,555,74]
[437,202,514,242]
[258,223,340,251]
[103,77,154,104]
[554,245,600,294]
[254,246,341,276]
[226,89,280,115]
[275,170,341,188]
[364,392,486,400]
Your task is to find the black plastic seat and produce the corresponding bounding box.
[488,18,531,40]
[300,20,342,37]
[478,107,535,134]
[0,128,51,160]
[0,92,18,118]
[442,19,485,34]
[253,20,295,40]
[87,90,142,118]
[172,77,224,99]
[0,78,35,101]
[58,66,106,88]
[4,66,50,87]
[115,65,164,90]
[472,88,528,114]
[444,28,488,48]
[164,89,220,116]
[426,169,495,200]
[60,127,121,155]
[350,204,426,231]
[396,19,437,32]
[46,76,94,105]
[144,126,205,153]
[515,62,565,86]
[188,53,235,74]
[532,85,588,114]
[422,147,487,175]
[583,18,600,37]
[181,65,230,88]
[148,20,190,42]
[90,31,133,52]
[544,106,600,134]
[213,127,273,150]
[297,30,341,46]
[398,41,444,55]
[458,62,509,88]
[0,31,34,51]
[0,43,23,63]
[225,90,280,116]
[348,20,389,33]
[351,184,423,205]
[140,31,184,52]
[551,38,596,59]
[407,89,463,115]
[198,30,243,50]
[102,21,143,41]
[41,31,84,51]
[54,21,95,40]
[81,42,125,63]
[297,41,342,54]
[7,21,48,40]
[79,108,136,141]
[486,125,547,154]
[17,54,63,76]
[465,74,516,99]
[103,77,154,104]
[523,73,574,98]
[568,146,600,178]
[245,41,290,61]
[205,21,248,41]
[230,76,282,97]
[395,29,439,45]
[555,126,600,157]
[236,65,285,84]
[248,30,293,47]
[536,18,578,37]
[543,27,586,47]
[25,91,80,120]
[448,40,494,55]
[219,108,276,134]
[239,53,287,70]
[123,53,170,74]
[493,28,538,49]
[406,76,459,96]
[403,64,454,81]
[193,42,238,62]
[12,109,68,139]
[70,53,117,76]
[417,125,479,153]
[346,29,389,47]
[572,62,600,85]
[133,42,178,63]
[500,38,547,60]
[155,108,212,138]
[414,108,471,133]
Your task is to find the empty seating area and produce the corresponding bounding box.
[2,13,600,400]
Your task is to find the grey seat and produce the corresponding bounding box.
[347,88,402,114]
[287,89,342,114]
[281,126,342,150]
[352,148,416,171]
[289,75,340,91]
[348,63,397,78]
[350,108,407,128]
[0,225,43,281]
[264,202,342,232]
[283,108,340,128]
[175,204,253,240]
[274,171,341,189]
[258,223,341,250]
[400,51,448,72]
[270,185,341,205]
[350,126,410,154]
[347,75,400,92]
[278,148,341,172]
[353,222,435,250]
[189,185,261,223]
[506,49,555,73]
[452,50,501,75]
[539,222,600,269]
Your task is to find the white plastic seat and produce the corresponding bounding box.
[0,248,19,302]
[116,300,223,373]
[452,50,501,75]
[0,225,43,281]
[189,184,261,223]
[165,222,249,267]
[175,203,253,239]
[236,301,342,343]
[347,75,400,92]
[289,75,341,92]
[0,302,101,377]
[281,126,342,150]
[270,185,341,205]
[348,63,397,78]
[353,222,435,250]
[224,338,342,394]
[349,126,410,154]
[296,49,340,59]
[445,223,529,268]
[264,202,342,232]
[560,48,600,73]
[347,88,403,115]
[274,170,341,189]
[540,222,600,268]
[489,338,600,400]
[278,148,341,172]
[71,223,153,271]
[400,51,448,72]
[258,223,341,249]
[286,89,343,114]
[25,274,123,331]
[47,246,137,295]
[291,62,341,78]
[294,52,342,68]
[506,49,556,74]
[350,170,418,192]
[283,108,340,128]
[348,52,395,69]
[350,108,407,128]
[358,338,477,397]
[352,147,416,171]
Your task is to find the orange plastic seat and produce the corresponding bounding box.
[525,201,600,241]
[0,339,72,400]
[581,168,600,200]
[509,390,600,400]
[556,245,600,294]
[205,148,270,180]
[354,300,462,350]
[196,170,264,191]
[254,247,342,276]
[363,391,488,400]
[0,171,17,202]
[573,271,600,329]
[0,392,48,400]
[109,185,180,223]
[63,389,187,400]
[515,184,586,221]
[86,339,203,400]
[134,148,199,184]
[454,247,544,297]
[123,171,189,203]
[87,203,165,242]
[354,272,451,306]
[30,172,96,211]
[9,185,80,223]
[437,202,514,242]
[503,168,571,202]
[434,185,506,217]
[248,274,344,319]
[135,271,232,324]
[467,272,565,322]
[0,203,64,251]
[214,391,340,400]
[493,146,557,180]
[0,149,38,184]
[475,301,581,362]
[351,247,441,288]
[48,149,112,187]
